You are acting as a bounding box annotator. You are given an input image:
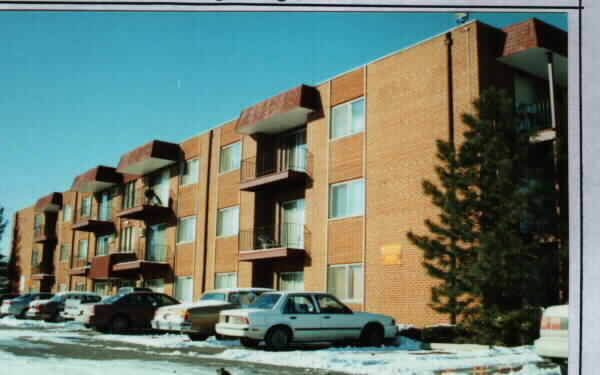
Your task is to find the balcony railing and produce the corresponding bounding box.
[239,223,308,252]
[117,186,172,220]
[240,148,313,184]
[72,256,90,269]
[116,245,170,263]
[97,202,112,221]
[516,101,555,133]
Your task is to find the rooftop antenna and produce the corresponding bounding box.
[455,13,469,24]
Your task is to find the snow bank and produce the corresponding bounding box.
[94,332,242,349]
[0,316,88,331]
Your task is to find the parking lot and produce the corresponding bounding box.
[0,316,561,375]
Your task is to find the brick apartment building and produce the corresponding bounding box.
[8,18,567,327]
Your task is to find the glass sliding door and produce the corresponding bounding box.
[284,130,307,172]
[146,223,166,262]
[149,169,169,207]
[281,199,305,248]
[98,191,111,221]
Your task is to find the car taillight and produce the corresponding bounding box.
[541,316,567,330]
[180,311,189,321]
[35,305,41,311]
[230,316,249,325]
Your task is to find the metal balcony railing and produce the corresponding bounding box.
[72,257,89,269]
[145,244,170,262]
[240,148,313,183]
[516,100,559,133]
[239,223,308,252]
[121,187,169,211]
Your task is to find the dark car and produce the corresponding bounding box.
[0,293,54,318]
[0,294,19,305]
[79,292,179,333]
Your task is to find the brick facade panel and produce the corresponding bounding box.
[328,216,363,265]
[331,67,365,106]
[329,133,364,184]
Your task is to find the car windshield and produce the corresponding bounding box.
[102,295,122,304]
[249,293,281,309]
[201,293,226,301]
[49,295,64,302]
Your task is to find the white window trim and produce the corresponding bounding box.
[328,263,364,304]
[218,142,241,175]
[177,216,196,244]
[329,97,365,142]
[328,178,365,220]
[180,158,200,186]
[216,206,240,238]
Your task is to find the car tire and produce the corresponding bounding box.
[240,337,260,348]
[110,315,130,333]
[359,324,384,347]
[17,309,27,320]
[187,333,207,341]
[265,326,291,350]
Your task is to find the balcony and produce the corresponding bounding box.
[116,187,172,221]
[240,149,313,191]
[71,166,122,193]
[69,256,90,276]
[236,85,322,136]
[116,140,180,176]
[111,245,172,276]
[72,204,115,234]
[31,262,54,280]
[516,101,562,143]
[88,252,136,280]
[33,224,56,243]
[239,223,308,262]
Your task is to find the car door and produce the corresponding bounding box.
[281,294,322,342]
[315,294,361,340]
[117,294,155,328]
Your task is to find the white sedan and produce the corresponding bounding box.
[215,292,397,349]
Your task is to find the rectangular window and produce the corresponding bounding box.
[219,142,241,174]
[327,264,363,303]
[59,244,70,262]
[34,214,43,233]
[214,272,237,289]
[120,227,135,253]
[330,98,365,140]
[59,284,67,292]
[329,179,364,219]
[175,276,194,303]
[63,204,73,223]
[144,278,165,293]
[77,240,88,259]
[279,271,304,292]
[122,181,136,210]
[75,283,86,292]
[180,158,199,186]
[96,235,112,256]
[31,249,39,266]
[177,216,196,244]
[216,206,239,237]
[80,197,92,217]
[94,281,112,296]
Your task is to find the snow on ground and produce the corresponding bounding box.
[0,316,559,375]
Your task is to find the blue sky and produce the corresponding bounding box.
[0,11,567,255]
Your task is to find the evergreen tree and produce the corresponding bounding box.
[408,88,562,345]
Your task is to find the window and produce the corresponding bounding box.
[175,276,193,303]
[34,215,43,232]
[96,235,112,256]
[31,250,39,266]
[59,284,67,292]
[180,158,199,186]
[59,244,70,262]
[329,179,364,219]
[80,197,92,217]
[284,295,317,314]
[219,142,241,174]
[120,227,135,253]
[327,264,363,303]
[177,216,196,244]
[77,239,88,259]
[330,98,365,140]
[122,181,136,210]
[279,271,304,291]
[63,204,73,223]
[214,272,237,289]
[144,278,165,293]
[75,283,86,292]
[216,206,239,237]
[94,281,112,296]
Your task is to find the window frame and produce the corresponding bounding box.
[77,239,88,259]
[214,272,237,289]
[63,204,73,223]
[216,206,240,238]
[179,158,200,186]
[59,244,70,263]
[80,196,92,218]
[330,97,365,141]
[328,178,365,220]
[327,263,364,304]
[176,216,196,244]
[95,234,112,256]
[219,142,241,174]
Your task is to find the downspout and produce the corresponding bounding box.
[445,32,455,145]
[201,129,214,294]
[546,52,557,131]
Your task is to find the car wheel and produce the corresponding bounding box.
[240,337,260,348]
[265,326,291,350]
[110,315,130,333]
[187,333,207,341]
[360,324,384,347]
[17,309,27,320]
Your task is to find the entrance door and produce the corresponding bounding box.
[175,276,194,303]
[147,223,167,261]
[282,199,304,248]
[150,169,170,207]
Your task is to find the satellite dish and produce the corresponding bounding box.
[455,13,469,24]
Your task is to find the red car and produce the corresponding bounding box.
[80,292,179,333]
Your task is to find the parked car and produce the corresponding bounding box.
[216,292,398,349]
[25,297,55,320]
[79,292,179,333]
[0,294,19,306]
[117,287,152,296]
[151,288,273,340]
[26,292,103,322]
[0,293,54,318]
[534,304,568,369]
[61,294,106,321]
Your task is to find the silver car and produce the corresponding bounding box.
[0,293,55,318]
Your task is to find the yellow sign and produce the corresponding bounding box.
[381,244,402,265]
